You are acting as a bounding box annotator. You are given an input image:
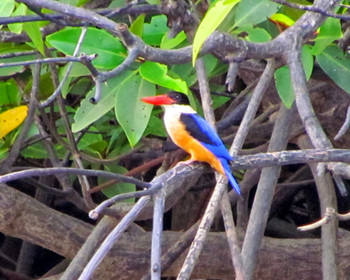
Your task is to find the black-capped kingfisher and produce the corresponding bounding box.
[141,92,241,195]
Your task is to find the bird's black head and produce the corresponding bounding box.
[141,91,190,106]
[167,92,190,105]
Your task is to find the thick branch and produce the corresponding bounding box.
[2,184,350,280]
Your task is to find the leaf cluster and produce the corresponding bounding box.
[1,0,350,278]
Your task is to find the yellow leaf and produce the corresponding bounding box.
[0,105,28,138]
[192,0,241,65]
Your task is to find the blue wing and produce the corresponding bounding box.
[220,158,241,195]
[180,113,241,195]
[180,113,232,161]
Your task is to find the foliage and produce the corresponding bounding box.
[1,0,350,278]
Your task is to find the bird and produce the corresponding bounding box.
[141,91,241,195]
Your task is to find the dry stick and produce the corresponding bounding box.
[0,167,151,189]
[78,196,151,280]
[197,53,244,278]
[46,44,96,209]
[34,114,88,211]
[298,207,350,231]
[177,60,275,280]
[225,62,240,93]
[271,0,347,20]
[334,105,350,140]
[60,202,143,280]
[241,104,295,280]
[141,221,200,280]
[328,162,350,180]
[0,56,88,68]
[0,63,40,174]
[178,57,242,279]
[151,188,166,280]
[230,59,275,280]
[297,136,338,280]
[40,26,88,108]
[288,47,339,280]
[220,192,244,280]
[195,58,216,126]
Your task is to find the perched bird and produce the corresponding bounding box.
[141,92,241,195]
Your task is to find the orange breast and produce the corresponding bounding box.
[166,119,225,175]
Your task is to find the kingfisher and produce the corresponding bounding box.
[141,92,241,195]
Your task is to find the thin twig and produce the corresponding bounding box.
[78,196,151,280]
[0,167,151,189]
[241,104,295,280]
[0,56,93,68]
[298,207,339,231]
[220,190,244,279]
[225,62,240,93]
[40,26,88,107]
[151,188,166,279]
[334,105,350,141]
[0,60,40,174]
[195,58,216,126]
[176,178,229,280]
[89,184,163,219]
[271,0,347,20]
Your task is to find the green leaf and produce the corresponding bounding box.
[212,95,230,109]
[23,21,45,55]
[234,0,281,28]
[72,71,135,132]
[275,46,314,108]
[8,3,27,34]
[115,74,156,147]
[274,66,294,108]
[0,145,9,160]
[21,142,48,159]
[281,0,311,21]
[160,31,187,49]
[46,27,127,69]
[58,63,90,97]
[171,63,197,87]
[202,54,219,76]
[130,14,145,37]
[100,165,135,203]
[144,114,167,137]
[301,45,314,80]
[143,15,168,46]
[316,45,350,94]
[145,0,159,4]
[0,47,36,76]
[192,0,241,65]
[0,80,19,106]
[311,17,342,55]
[77,126,103,152]
[235,25,271,42]
[0,0,15,19]
[140,61,188,93]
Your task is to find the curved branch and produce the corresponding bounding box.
[0,167,151,189]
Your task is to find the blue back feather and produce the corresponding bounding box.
[181,113,241,195]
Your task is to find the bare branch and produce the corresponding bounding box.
[40,26,88,107]
[334,105,350,141]
[0,167,151,189]
[150,188,166,279]
[271,0,347,20]
[241,104,295,280]
[78,196,151,280]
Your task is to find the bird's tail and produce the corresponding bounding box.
[219,158,241,195]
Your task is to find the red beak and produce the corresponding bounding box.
[141,94,175,105]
